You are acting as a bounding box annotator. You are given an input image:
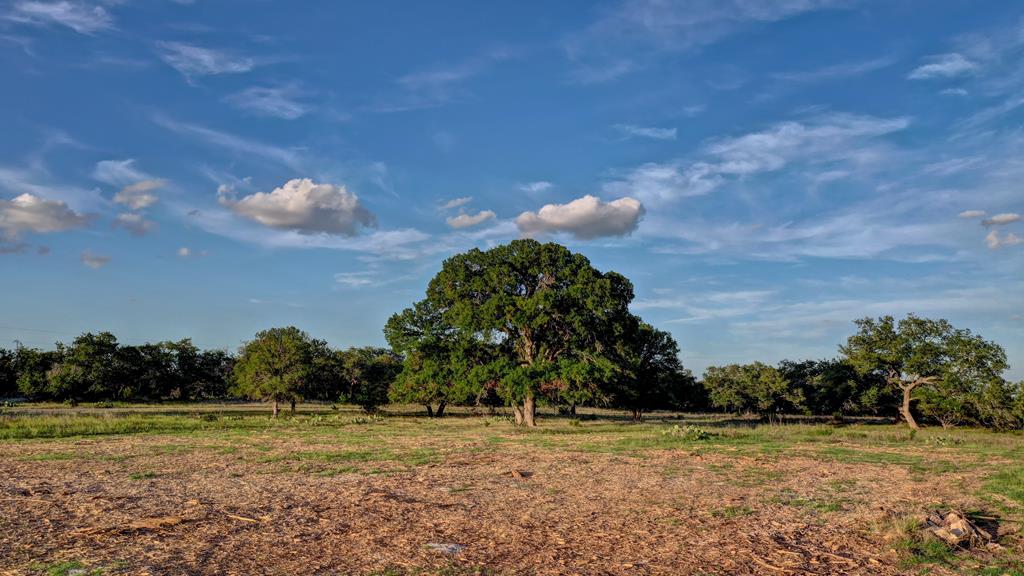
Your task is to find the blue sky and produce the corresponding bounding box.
[1,0,1022,379]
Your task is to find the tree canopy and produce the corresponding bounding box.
[233,326,313,417]
[840,315,1008,429]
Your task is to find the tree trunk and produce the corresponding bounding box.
[290,399,296,415]
[900,384,919,430]
[523,393,536,427]
[512,404,524,426]
[425,405,434,418]
[632,409,642,422]
[272,400,280,418]
[436,401,446,418]
[570,403,576,416]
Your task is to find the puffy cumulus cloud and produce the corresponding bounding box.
[908,53,978,80]
[986,230,1022,250]
[515,195,644,240]
[447,209,496,229]
[7,1,113,34]
[113,179,163,210]
[982,213,1021,226]
[958,210,986,219]
[221,178,377,236]
[80,250,109,269]
[156,42,255,79]
[0,193,90,239]
[603,113,909,205]
[113,212,156,236]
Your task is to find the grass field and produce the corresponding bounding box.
[1,403,1022,575]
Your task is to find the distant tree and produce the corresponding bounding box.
[385,299,486,417]
[613,322,694,420]
[302,339,345,402]
[45,332,121,401]
[778,358,895,418]
[232,327,313,417]
[422,239,635,426]
[193,349,234,399]
[14,344,58,399]
[703,362,804,422]
[0,348,16,398]
[841,315,1008,430]
[339,347,402,412]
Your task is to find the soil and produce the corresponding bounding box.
[0,423,1016,575]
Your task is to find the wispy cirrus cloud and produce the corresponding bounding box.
[224,85,311,119]
[154,115,303,170]
[156,41,256,80]
[613,123,677,140]
[908,53,978,80]
[368,47,519,112]
[564,0,851,82]
[6,1,113,34]
[80,250,109,269]
[603,112,909,205]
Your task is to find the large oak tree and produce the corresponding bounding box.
[840,315,1007,429]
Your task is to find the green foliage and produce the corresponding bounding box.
[611,322,696,419]
[233,326,313,413]
[703,362,805,420]
[0,347,16,398]
[338,347,402,412]
[778,358,895,417]
[841,315,1011,429]
[418,239,637,424]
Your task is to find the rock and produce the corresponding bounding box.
[426,542,465,554]
[924,510,992,548]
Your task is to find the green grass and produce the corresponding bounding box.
[984,467,1024,507]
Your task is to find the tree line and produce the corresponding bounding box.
[2,240,1020,431]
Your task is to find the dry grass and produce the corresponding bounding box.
[1,406,1022,575]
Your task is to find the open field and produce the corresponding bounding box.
[1,404,1022,575]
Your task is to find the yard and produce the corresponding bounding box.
[1,404,1022,575]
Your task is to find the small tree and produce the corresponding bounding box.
[703,362,804,422]
[339,347,401,412]
[0,348,16,398]
[841,315,1008,430]
[233,327,313,417]
[613,322,694,420]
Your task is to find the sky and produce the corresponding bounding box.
[0,0,1022,380]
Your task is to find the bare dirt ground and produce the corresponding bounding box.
[1,412,1021,575]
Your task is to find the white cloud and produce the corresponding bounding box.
[516,195,644,239]
[441,196,472,210]
[985,230,1022,250]
[224,85,310,120]
[604,113,910,205]
[613,123,677,140]
[93,159,149,187]
[982,212,1021,226]
[177,246,206,258]
[519,181,553,194]
[7,1,113,34]
[565,0,849,81]
[113,212,156,236]
[773,56,897,82]
[446,210,496,229]
[156,41,255,79]
[941,88,969,97]
[333,271,376,288]
[154,116,303,170]
[0,193,90,239]
[80,250,109,269]
[958,210,986,219]
[221,178,376,236]
[908,53,978,80]
[113,179,163,210]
